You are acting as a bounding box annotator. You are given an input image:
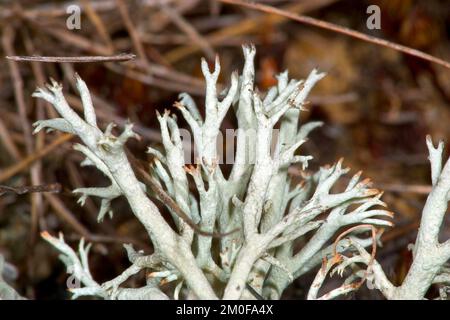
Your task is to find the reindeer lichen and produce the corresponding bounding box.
[30,46,450,300]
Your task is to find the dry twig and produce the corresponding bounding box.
[0,183,61,196]
[6,53,136,63]
[0,134,74,183]
[220,0,450,69]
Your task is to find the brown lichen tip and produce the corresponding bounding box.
[379,201,388,208]
[40,230,51,239]
[365,188,380,196]
[358,178,373,187]
[183,164,196,174]
[386,211,395,218]
[346,281,362,290]
[172,101,184,109]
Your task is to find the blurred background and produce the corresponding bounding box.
[0,0,449,299]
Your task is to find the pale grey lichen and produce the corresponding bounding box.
[30,45,450,300]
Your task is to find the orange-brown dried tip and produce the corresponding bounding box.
[365,188,380,196]
[360,178,372,186]
[173,101,184,109]
[184,164,197,174]
[331,253,343,265]
[41,230,51,239]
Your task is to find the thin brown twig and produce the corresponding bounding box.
[375,183,432,195]
[159,2,215,60]
[126,149,239,238]
[105,63,206,96]
[149,0,201,33]
[22,27,48,244]
[0,0,179,19]
[3,24,46,245]
[116,0,170,68]
[0,117,22,161]
[31,22,206,94]
[0,183,61,196]
[0,133,74,183]
[332,224,379,290]
[80,0,115,52]
[220,0,450,70]
[6,53,136,63]
[38,25,112,55]
[44,193,91,238]
[22,30,58,119]
[115,0,150,66]
[3,26,33,154]
[382,221,420,243]
[165,0,338,63]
